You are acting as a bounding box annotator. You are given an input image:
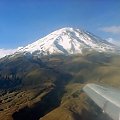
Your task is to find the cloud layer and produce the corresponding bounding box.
[100,26,120,34]
[0,49,16,58]
[106,38,120,47]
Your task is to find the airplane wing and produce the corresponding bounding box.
[83,83,120,120]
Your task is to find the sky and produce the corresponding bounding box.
[0,0,120,51]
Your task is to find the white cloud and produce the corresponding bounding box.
[0,49,16,58]
[100,26,120,34]
[107,38,115,43]
[106,38,120,47]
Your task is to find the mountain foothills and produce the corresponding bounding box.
[0,27,120,120]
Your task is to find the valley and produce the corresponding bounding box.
[0,53,120,120]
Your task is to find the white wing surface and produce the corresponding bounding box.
[83,84,120,120]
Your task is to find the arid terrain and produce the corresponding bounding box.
[0,52,119,120]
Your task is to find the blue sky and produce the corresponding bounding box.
[0,0,120,49]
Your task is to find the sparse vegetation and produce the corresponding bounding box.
[0,53,119,120]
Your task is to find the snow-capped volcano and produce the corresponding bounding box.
[1,27,117,60]
[15,27,116,56]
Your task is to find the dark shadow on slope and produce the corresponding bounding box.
[54,40,69,54]
[12,73,72,120]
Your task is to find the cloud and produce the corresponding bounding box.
[106,38,120,47]
[0,49,16,58]
[100,26,120,34]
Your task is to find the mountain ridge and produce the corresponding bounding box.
[1,27,119,59]
[16,27,116,55]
